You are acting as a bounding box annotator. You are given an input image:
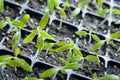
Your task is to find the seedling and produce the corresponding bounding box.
[48,0,69,30]
[0,48,32,73]
[23,12,55,56]
[75,29,101,51]
[91,30,120,51]
[0,14,30,50]
[98,0,120,26]
[0,0,4,12]
[93,73,119,80]
[71,0,90,17]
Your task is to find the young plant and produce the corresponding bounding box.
[71,0,90,17]
[40,40,100,79]
[48,0,70,30]
[75,29,101,51]
[0,48,32,72]
[0,14,30,50]
[91,31,120,51]
[0,0,4,12]
[93,73,120,80]
[98,0,120,26]
[23,12,55,57]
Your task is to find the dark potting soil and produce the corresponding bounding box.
[38,50,67,66]
[74,61,105,78]
[106,61,120,77]
[48,20,77,41]
[0,26,9,42]
[23,10,42,30]
[28,0,47,13]
[11,0,26,4]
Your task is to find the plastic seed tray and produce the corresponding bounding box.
[0,0,120,80]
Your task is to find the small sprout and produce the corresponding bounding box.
[91,40,105,51]
[40,67,61,78]
[12,31,21,50]
[97,0,103,10]
[63,1,70,8]
[71,0,90,17]
[48,0,54,14]
[98,9,109,15]
[0,0,4,12]
[0,21,7,29]
[93,73,120,80]
[39,12,49,30]
[117,47,120,53]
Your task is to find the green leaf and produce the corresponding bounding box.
[117,47,120,53]
[55,44,69,53]
[60,9,66,19]
[21,77,38,80]
[19,14,30,28]
[12,31,21,50]
[17,59,32,72]
[73,47,83,57]
[36,35,44,50]
[85,55,100,63]
[40,67,59,78]
[12,20,20,27]
[92,34,101,42]
[59,57,66,63]
[65,63,81,70]
[75,31,87,36]
[50,0,59,8]
[97,0,103,9]
[98,9,109,15]
[108,41,114,46]
[71,7,81,17]
[63,1,70,8]
[7,60,20,67]
[100,75,119,80]
[39,12,49,30]
[56,41,67,46]
[40,31,54,40]
[14,48,20,57]
[0,0,4,12]
[0,21,7,29]
[115,20,120,24]
[69,56,82,62]
[80,0,90,8]
[93,72,97,80]
[23,29,38,44]
[111,31,120,39]
[48,0,54,14]
[0,55,13,62]
[92,40,105,51]
[113,9,120,15]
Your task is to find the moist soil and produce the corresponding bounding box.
[1,0,120,80]
[28,0,47,13]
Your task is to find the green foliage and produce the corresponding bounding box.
[93,73,120,80]
[40,67,60,78]
[98,9,109,15]
[111,31,120,39]
[22,77,38,80]
[97,0,103,9]
[0,54,32,72]
[91,40,105,51]
[12,31,21,50]
[0,0,4,12]
[117,47,120,53]
[71,0,90,17]
[39,12,49,30]
[23,30,38,43]
[0,21,7,29]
